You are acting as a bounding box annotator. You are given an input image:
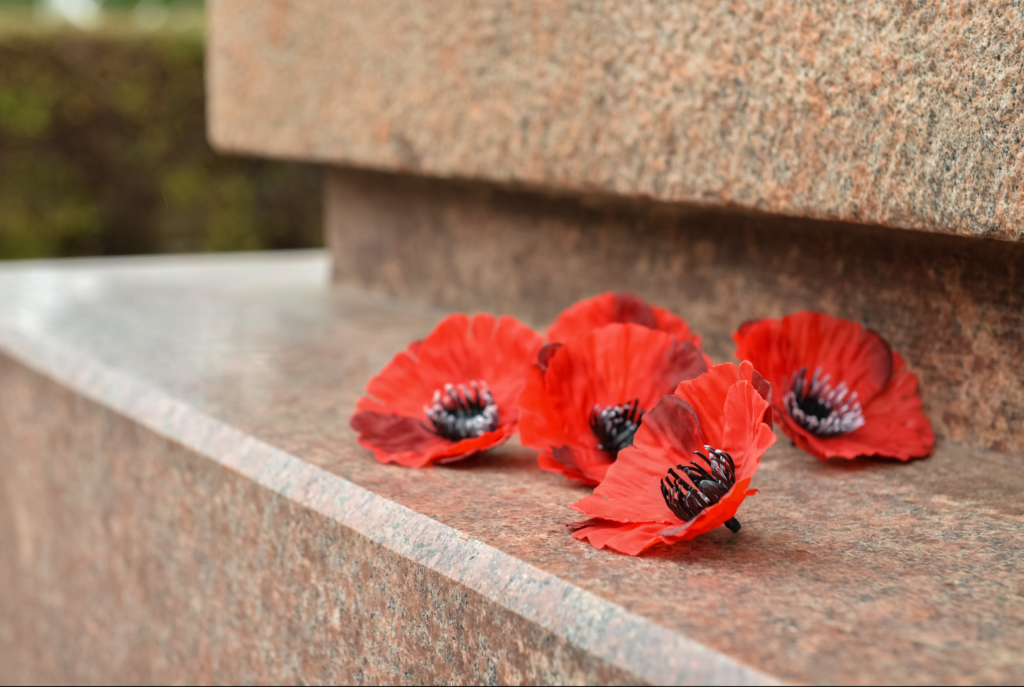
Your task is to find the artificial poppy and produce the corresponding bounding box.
[546,291,703,348]
[733,311,934,461]
[350,313,543,467]
[570,361,776,556]
[518,323,709,485]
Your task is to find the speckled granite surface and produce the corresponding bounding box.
[327,169,1024,458]
[0,360,643,685]
[208,0,1024,239]
[0,253,1021,684]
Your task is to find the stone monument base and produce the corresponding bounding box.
[1,252,1021,684]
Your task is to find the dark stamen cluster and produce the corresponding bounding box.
[661,446,742,533]
[589,399,644,458]
[424,381,499,441]
[783,366,865,437]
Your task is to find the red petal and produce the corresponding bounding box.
[671,362,743,449]
[741,360,774,428]
[565,517,605,532]
[350,410,513,467]
[780,311,894,403]
[568,367,777,554]
[517,363,578,446]
[734,313,926,463]
[537,449,594,484]
[720,381,777,482]
[363,348,438,418]
[350,410,442,461]
[586,325,706,408]
[546,292,702,347]
[783,353,934,461]
[551,445,612,484]
[362,312,542,421]
[413,313,482,381]
[518,324,706,484]
[535,343,563,372]
[517,351,597,454]
[432,427,515,463]
[572,395,703,524]
[476,315,546,413]
[628,394,704,463]
[571,520,670,556]
[733,317,793,392]
[547,292,654,343]
[734,312,895,407]
[609,292,659,329]
[353,313,541,467]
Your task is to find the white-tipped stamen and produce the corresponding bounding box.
[782,366,865,437]
[424,379,500,440]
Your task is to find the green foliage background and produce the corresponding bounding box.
[0,1,202,7]
[0,10,322,259]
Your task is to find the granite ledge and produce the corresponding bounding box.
[0,253,1022,685]
[207,0,1024,240]
[326,168,1024,458]
[0,255,768,686]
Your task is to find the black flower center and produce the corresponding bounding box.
[661,446,742,533]
[589,399,644,458]
[424,381,499,441]
[783,366,865,437]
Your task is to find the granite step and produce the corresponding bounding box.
[0,251,1021,684]
[326,168,1024,459]
[206,0,1024,461]
[208,0,1024,241]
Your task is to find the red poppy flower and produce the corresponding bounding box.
[350,313,543,467]
[733,311,934,461]
[517,323,709,485]
[546,291,703,348]
[569,362,776,556]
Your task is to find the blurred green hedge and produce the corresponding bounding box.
[0,14,322,259]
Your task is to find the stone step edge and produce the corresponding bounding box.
[0,320,776,686]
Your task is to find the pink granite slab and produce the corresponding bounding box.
[0,357,645,685]
[207,0,1024,240]
[1,252,1022,684]
[326,168,1024,458]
